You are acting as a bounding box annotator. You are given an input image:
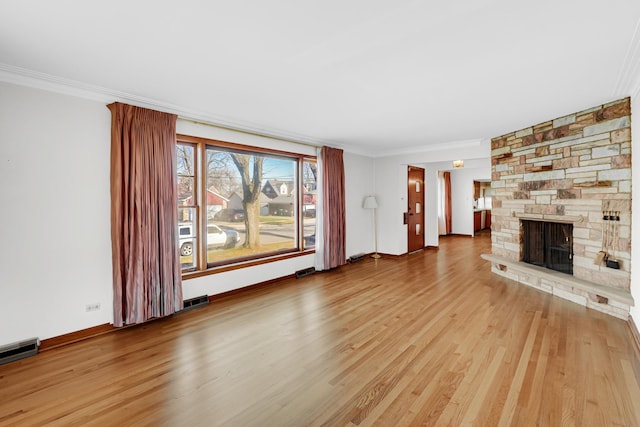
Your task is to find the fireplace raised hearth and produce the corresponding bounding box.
[521,220,573,275]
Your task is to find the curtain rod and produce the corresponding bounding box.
[178,117,321,150]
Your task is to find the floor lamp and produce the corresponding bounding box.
[363,195,381,259]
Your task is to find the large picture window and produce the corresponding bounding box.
[177,135,316,274]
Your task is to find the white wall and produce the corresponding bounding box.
[0,82,113,345]
[0,82,374,344]
[450,166,491,235]
[343,152,375,258]
[630,88,640,327]
[374,145,492,255]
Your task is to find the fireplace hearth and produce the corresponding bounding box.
[521,220,573,275]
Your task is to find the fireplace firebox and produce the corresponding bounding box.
[521,220,573,275]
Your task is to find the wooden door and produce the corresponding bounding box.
[407,166,425,253]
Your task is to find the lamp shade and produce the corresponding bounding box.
[363,195,378,209]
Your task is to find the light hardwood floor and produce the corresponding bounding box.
[2,231,640,426]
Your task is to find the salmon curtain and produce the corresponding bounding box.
[108,102,183,327]
[319,146,346,269]
[443,171,452,234]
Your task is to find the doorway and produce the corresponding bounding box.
[407,166,425,253]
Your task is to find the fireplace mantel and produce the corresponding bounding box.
[481,254,633,319]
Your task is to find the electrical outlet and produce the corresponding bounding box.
[85,303,101,312]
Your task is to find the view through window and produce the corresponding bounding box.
[177,136,316,272]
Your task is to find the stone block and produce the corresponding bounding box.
[566,164,610,174]
[592,144,620,158]
[513,191,529,200]
[524,204,565,215]
[612,154,631,169]
[611,128,631,143]
[524,170,565,182]
[515,127,533,138]
[536,195,551,204]
[542,125,571,142]
[595,100,630,122]
[569,178,597,186]
[553,115,577,128]
[522,133,545,146]
[581,187,619,195]
[492,146,511,157]
[530,165,553,172]
[598,168,631,181]
[542,179,574,190]
[573,227,591,239]
[580,158,613,167]
[558,189,581,199]
[527,154,562,164]
[492,137,508,149]
[533,121,553,132]
[572,180,612,188]
[535,146,550,157]
[567,171,597,179]
[583,116,630,137]
[618,180,631,193]
[553,157,579,170]
[547,134,583,150]
[574,112,596,126]
[553,287,587,306]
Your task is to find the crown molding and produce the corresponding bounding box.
[372,138,487,159]
[0,62,489,159]
[613,16,640,98]
[0,63,328,148]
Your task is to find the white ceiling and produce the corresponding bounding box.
[1,0,639,156]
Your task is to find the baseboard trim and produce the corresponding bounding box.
[627,315,640,356]
[40,323,116,352]
[40,273,300,352]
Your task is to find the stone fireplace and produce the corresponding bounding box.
[481,98,633,319]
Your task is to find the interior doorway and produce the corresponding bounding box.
[407,166,425,253]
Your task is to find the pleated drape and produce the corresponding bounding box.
[108,102,183,327]
[320,146,346,269]
[443,171,452,235]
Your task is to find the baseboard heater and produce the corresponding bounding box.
[296,267,316,278]
[0,337,39,366]
[181,295,209,312]
[348,253,366,263]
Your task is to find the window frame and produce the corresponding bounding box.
[177,134,316,278]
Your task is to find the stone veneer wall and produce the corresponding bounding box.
[490,98,631,291]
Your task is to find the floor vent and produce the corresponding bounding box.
[348,253,366,263]
[181,295,209,312]
[0,338,39,366]
[296,267,316,279]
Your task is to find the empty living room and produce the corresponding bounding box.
[2,1,640,425]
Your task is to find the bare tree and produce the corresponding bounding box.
[206,151,242,196]
[230,153,264,248]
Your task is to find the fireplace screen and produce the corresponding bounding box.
[521,220,573,275]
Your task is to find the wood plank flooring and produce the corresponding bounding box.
[2,231,640,426]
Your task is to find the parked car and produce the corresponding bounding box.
[178,223,240,256]
[214,208,245,222]
[303,234,315,247]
